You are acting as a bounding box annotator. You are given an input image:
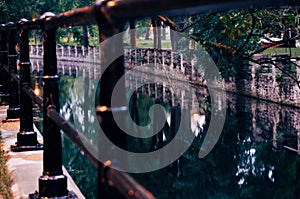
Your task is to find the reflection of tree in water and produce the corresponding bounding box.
[59,74,99,199]
[126,82,210,154]
[132,93,300,199]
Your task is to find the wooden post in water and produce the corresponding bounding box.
[6,22,20,119]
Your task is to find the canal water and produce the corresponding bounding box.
[30,59,300,199]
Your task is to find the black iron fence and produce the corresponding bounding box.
[0,0,298,198]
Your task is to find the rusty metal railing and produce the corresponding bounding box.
[0,0,298,198]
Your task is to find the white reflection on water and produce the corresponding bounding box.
[191,113,206,137]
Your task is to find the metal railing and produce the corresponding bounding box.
[0,0,298,198]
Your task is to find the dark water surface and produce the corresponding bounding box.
[31,59,300,199]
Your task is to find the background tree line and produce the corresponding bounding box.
[0,0,95,46]
[152,6,300,81]
[1,1,299,81]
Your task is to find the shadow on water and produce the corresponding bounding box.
[31,59,300,199]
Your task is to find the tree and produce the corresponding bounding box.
[0,1,7,23]
[159,6,300,84]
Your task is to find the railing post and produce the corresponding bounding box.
[10,19,43,152]
[0,24,9,105]
[6,22,20,119]
[37,12,68,198]
[95,4,128,198]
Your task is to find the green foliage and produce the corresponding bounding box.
[0,1,7,23]
[264,47,300,57]
[135,18,151,38]
[185,10,258,80]
[2,0,95,46]
[175,6,300,80]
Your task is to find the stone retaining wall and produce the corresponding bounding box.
[29,45,300,107]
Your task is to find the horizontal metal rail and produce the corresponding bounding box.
[2,68,43,107]
[1,0,297,31]
[44,6,97,29]
[2,65,9,73]
[10,73,20,84]
[2,65,20,88]
[93,0,299,19]
[47,107,99,167]
[10,67,154,198]
[23,85,43,107]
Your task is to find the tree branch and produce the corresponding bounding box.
[181,13,213,32]
[235,9,257,54]
[157,16,180,31]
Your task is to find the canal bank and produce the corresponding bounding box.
[30,45,300,108]
[0,106,85,199]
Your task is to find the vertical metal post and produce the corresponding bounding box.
[38,12,68,198]
[6,22,20,119]
[0,28,3,92]
[11,19,43,152]
[0,25,9,105]
[96,7,127,152]
[95,3,127,198]
[0,29,6,98]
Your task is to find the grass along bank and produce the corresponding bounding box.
[0,134,12,199]
[264,47,300,57]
